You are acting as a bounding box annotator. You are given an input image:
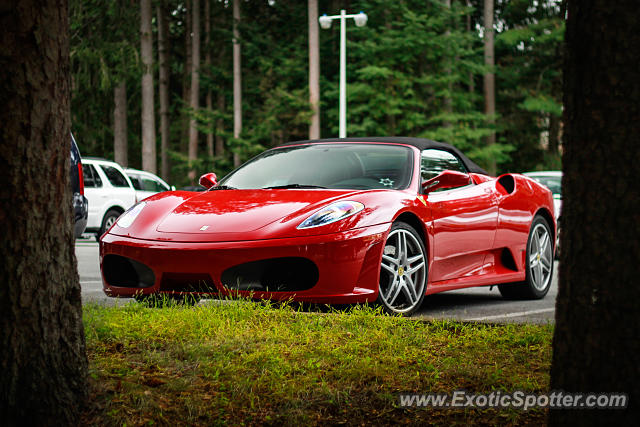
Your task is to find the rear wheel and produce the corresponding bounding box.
[377,222,427,315]
[499,215,554,299]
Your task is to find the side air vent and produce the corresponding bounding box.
[497,174,515,194]
[501,248,518,272]
[221,257,319,292]
[103,254,155,288]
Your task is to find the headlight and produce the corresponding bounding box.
[297,201,364,229]
[116,202,146,229]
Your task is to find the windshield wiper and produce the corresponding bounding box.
[209,185,237,190]
[262,184,327,190]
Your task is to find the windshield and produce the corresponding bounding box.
[220,144,414,190]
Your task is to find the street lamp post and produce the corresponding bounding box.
[319,10,367,138]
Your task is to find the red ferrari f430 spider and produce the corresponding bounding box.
[100,138,556,315]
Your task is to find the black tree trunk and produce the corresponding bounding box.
[0,1,88,424]
[550,0,639,424]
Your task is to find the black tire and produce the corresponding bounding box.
[100,209,122,238]
[499,215,554,300]
[377,221,428,316]
[554,220,561,260]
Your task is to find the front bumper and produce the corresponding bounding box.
[100,223,390,304]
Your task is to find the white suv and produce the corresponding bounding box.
[82,158,137,240]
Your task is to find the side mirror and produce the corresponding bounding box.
[199,172,218,189]
[422,170,470,193]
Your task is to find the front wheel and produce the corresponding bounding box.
[100,209,122,238]
[377,222,427,315]
[499,215,554,299]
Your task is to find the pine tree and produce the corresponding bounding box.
[158,0,171,181]
[0,1,88,423]
[141,0,157,173]
[188,0,201,182]
[550,0,640,422]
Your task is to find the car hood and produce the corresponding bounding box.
[156,189,351,234]
[107,188,411,243]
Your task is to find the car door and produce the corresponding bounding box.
[422,149,498,283]
[82,163,105,229]
[127,173,150,202]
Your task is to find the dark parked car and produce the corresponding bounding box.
[70,134,88,238]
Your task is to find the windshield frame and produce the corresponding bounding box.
[218,142,416,191]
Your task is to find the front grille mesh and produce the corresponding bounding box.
[160,273,217,293]
[103,254,155,288]
[221,257,319,292]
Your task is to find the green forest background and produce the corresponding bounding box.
[71,0,563,187]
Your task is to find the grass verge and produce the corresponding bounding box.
[82,299,553,426]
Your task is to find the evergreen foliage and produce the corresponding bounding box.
[71,0,142,164]
[70,0,564,187]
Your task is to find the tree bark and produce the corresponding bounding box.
[549,1,640,424]
[483,0,496,175]
[206,95,214,156]
[466,0,475,95]
[308,0,320,139]
[188,0,201,182]
[140,0,156,173]
[548,113,559,155]
[181,0,193,154]
[443,0,453,128]
[113,81,128,167]
[0,1,88,424]
[157,0,171,182]
[205,0,214,158]
[232,0,242,167]
[216,91,225,157]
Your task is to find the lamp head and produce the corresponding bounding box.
[319,14,332,29]
[354,11,368,27]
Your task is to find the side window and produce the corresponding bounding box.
[142,178,166,192]
[100,165,131,188]
[82,164,103,188]
[128,175,143,190]
[421,149,468,189]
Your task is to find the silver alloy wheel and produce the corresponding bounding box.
[100,209,121,238]
[528,222,553,291]
[379,227,427,314]
[104,215,117,229]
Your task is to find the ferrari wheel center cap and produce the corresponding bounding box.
[398,266,405,276]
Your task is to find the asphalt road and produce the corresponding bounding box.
[76,238,558,324]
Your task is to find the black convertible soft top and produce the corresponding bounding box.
[279,137,489,176]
